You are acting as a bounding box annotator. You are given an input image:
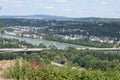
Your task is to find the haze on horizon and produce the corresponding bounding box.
[0,0,120,18]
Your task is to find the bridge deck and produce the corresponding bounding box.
[0,48,120,52]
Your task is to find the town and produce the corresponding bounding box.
[2,18,118,44]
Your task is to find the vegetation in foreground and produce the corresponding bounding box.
[0,47,120,70]
[2,59,120,80]
[0,38,120,79]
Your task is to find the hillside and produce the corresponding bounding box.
[0,14,70,20]
[0,38,120,79]
[1,17,120,38]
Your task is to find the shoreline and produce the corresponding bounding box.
[1,33,87,48]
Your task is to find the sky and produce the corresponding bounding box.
[0,0,120,18]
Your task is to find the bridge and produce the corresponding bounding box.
[0,48,50,53]
[0,48,120,53]
[76,48,120,51]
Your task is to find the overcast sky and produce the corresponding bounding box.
[0,0,120,18]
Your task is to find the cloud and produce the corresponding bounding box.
[0,0,9,2]
[16,3,24,7]
[45,6,55,10]
[2,0,8,1]
[96,0,109,4]
[63,8,72,12]
[13,0,24,8]
[54,0,68,3]
[35,0,46,2]
[0,0,24,9]
[97,0,120,4]
[0,0,24,7]
[0,0,21,3]
[35,0,68,3]
[101,0,108,4]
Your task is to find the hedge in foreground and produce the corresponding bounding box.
[3,59,120,80]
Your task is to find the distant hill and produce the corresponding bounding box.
[0,14,120,21]
[72,17,120,22]
[0,14,71,20]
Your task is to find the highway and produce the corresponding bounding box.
[0,48,50,53]
[0,48,120,53]
[76,48,120,51]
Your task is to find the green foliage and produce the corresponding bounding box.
[48,44,57,50]
[0,38,36,48]
[0,47,120,70]
[45,35,114,48]
[38,43,47,48]
[0,37,120,70]
[0,22,3,30]
[0,53,17,60]
[1,18,118,47]
[3,59,120,80]
[64,49,120,70]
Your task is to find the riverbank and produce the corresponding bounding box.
[0,34,87,49]
[2,33,114,48]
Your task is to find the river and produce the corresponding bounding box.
[0,34,86,49]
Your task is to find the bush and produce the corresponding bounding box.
[3,59,120,80]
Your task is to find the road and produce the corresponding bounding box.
[0,48,50,53]
[0,48,120,53]
[76,47,120,51]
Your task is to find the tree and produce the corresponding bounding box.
[38,43,47,48]
[48,44,57,50]
[0,22,3,45]
[0,22,3,36]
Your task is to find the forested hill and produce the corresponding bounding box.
[0,14,70,20]
[0,18,120,38]
[74,17,120,22]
